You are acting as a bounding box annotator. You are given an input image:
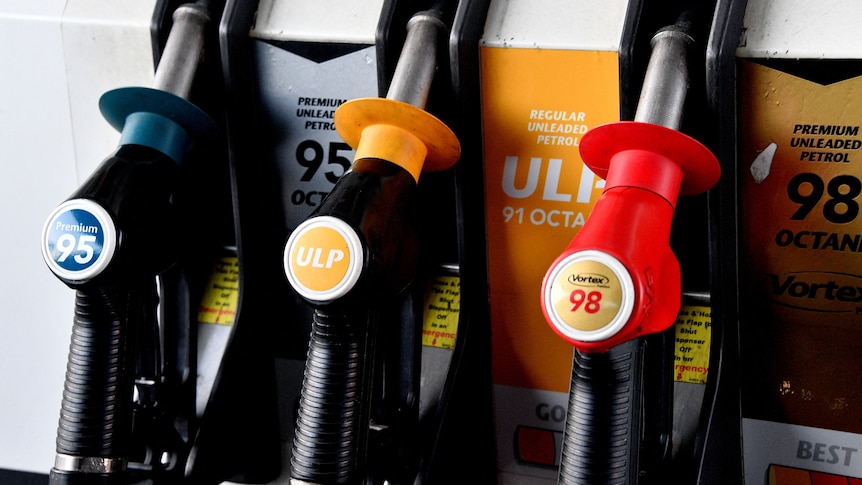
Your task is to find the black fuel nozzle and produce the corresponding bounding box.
[283,8,460,485]
[42,2,215,290]
[43,4,215,484]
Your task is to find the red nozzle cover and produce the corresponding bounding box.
[541,121,719,353]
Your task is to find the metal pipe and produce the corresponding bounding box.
[152,3,210,99]
[634,26,694,130]
[386,11,446,108]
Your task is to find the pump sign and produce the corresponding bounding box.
[480,46,620,394]
[738,60,862,482]
[41,199,117,282]
[252,41,378,230]
[480,40,621,481]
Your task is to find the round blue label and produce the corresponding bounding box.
[42,199,117,282]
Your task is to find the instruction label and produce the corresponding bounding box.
[421,275,461,349]
[197,256,239,325]
[481,46,620,393]
[738,60,862,435]
[673,305,711,384]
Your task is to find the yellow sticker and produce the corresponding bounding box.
[673,305,711,384]
[421,275,460,349]
[197,256,239,325]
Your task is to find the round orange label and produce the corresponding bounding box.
[284,216,363,302]
[543,250,634,342]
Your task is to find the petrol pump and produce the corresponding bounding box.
[221,0,493,483]
[187,0,391,478]
[479,0,740,483]
[19,0,846,483]
[732,0,862,482]
[478,2,638,480]
[38,1,284,483]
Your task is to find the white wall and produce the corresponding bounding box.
[0,0,155,474]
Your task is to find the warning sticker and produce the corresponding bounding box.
[197,256,239,325]
[422,275,460,349]
[673,305,711,384]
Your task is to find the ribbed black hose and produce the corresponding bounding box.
[558,339,643,485]
[291,309,368,484]
[50,286,135,484]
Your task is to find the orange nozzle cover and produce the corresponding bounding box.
[334,98,460,182]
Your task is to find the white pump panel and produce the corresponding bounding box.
[738,0,862,59]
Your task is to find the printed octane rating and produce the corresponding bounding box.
[289,139,352,208]
[787,173,860,225]
[42,199,117,282]
[500,155,603,228]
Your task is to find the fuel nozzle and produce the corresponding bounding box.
[41,2,216,289]
[283,7,460,485]
[43,4,216,484]
[283,8,460,306]
[540,23,720,353]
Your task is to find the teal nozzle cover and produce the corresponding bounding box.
[119,112,189,163]
[99,86,217,164]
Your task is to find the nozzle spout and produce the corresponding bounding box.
[633,26,695,130]
[152,3,210,99]
[386,11,447,108]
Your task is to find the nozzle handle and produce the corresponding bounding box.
[49,285,140,484]
[290,309,370,484]
[285,7,459,483]
[558,343,643,485]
